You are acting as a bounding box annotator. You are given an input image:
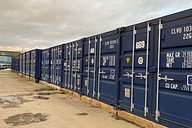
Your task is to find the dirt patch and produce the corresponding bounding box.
[16,93,34,97]
[0,96,32,108]
[4,113,48,126]
[61,97,67,100]
[76,112,89,116]
[111,114,141,128]
[37,90,64,95]
[34,88,57,92]
[91,105,100,109]
[33,96,49,100]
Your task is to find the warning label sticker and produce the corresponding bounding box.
[187,75,192,85]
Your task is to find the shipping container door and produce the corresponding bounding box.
[20,55,22,73]
[22,54,26,75]
[97,31,120,105]
[63,44,72,89]
[50,48,54,84]
[30,51,36,78]
[41,50,50,83]
[26,52,30,76]
[154,17,192,128]
[83,37,98,98]
[119,23,154,117]
[54,46,63,86]
[71,41,83,92]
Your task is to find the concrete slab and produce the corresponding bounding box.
[0,70,140,128]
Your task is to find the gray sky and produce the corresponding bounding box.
[0,0,192,52]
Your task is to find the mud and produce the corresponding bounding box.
[37,90,64,95]
[76,112,89,116]
[4,113,48,126]
[33,96,49,100]
[34,88,57,92]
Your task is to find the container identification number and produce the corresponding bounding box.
[136,41,145,49]
[171,25,192,40]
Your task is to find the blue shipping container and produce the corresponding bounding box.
[30,49,42,81]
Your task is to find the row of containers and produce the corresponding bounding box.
[12,9,192,128]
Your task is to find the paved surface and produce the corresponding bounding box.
[0,70,140,128]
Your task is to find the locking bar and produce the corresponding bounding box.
[87,39,91,95]
[131,26,136,112]
[64,45,68,87]
[97,35,102,99]
[144,22,151,116]
[123,72,134,78]
[155,20,163,121]
[71,43,74,89]
[74,42,78,91]
[135,73,147,79]
[158,75,174,81]
[93,36,97,97]
[68,44,71,88]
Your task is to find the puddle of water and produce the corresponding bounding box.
[76,112,89,116]
[33,96,49,100]
[0,96,33,108]
[4,113,48,126]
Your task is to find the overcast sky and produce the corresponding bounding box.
[0,0,192,52]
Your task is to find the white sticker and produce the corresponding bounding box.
[138,57,143,65]
[125,88,130,98]
[77,79,80,85]
[91,58,94,64]
[84,79,88,86]
[90,48,94,53]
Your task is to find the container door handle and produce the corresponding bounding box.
[99,71,106,74]
[123,72,134,78]
[158,75,174,81]
[135,73,147,79]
